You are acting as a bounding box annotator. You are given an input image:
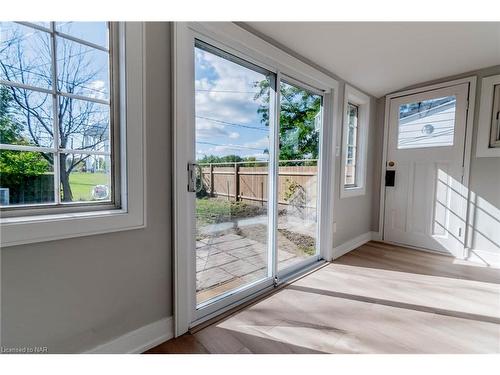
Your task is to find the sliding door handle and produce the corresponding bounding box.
[187,163,203,193]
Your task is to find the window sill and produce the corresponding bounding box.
[0,207,145,247]
[340,186,366,198]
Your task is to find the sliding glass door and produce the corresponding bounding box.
[194,41,274,306]
[192,40,324,313]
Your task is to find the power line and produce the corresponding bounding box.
[196,116,268,132]
[195,89,259,94]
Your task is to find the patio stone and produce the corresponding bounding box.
[201,252,238,270]
[249,242,267,254]
[245,253,268,268]
[220,259,261,277]
[196,244,220,259]
[203,233,242,245]
[227,246,259,259]
[196,268,234,290]
[215,237,258,251]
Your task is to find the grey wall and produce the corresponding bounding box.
[331,86,379,246]
[372,65,500,265]
[0,22,172,353]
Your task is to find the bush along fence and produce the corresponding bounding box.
[197,159,318,212]
[0,173,54,205]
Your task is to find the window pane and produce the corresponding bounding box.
[490,84,500,147]
[194,43,272,305]
[0,22,52,90]
[398,96,456,149]
[0,85,54,147]
[277,81,321,272]
[0,150,54,206]
[56,36,110,100]
[61,153,111,202]
[55,22,109,49]
[344,103,359,187]
[345,164,356,185]
[58,97,110,152]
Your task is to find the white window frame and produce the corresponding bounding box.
[476,74,500,157]
[0,22,146,247]
[340,84,370,198]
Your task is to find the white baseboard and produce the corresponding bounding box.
[330,231,376,260]
[85,316,174,354]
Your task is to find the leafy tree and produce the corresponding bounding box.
[0,23,109,201]
[197,154,243,164]
[0,87,50,184]
[254,80,321,161]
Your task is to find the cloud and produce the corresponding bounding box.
[194,47,270,161]
[195,47,266,125]
[195,118,241,140]
[87,80,106,100]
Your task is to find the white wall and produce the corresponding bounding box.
[0,22,173,353]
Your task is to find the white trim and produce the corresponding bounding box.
[377,77,477,256]
[331,231,376,260]
[85,316,174,354]
[0,22,146,247]
[340,84,370,198]
[173,22,339,338]
[476,74,500,157]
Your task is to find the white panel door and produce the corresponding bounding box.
[384,83,470,257]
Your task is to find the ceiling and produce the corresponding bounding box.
[245,22,500,97]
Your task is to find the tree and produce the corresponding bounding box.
[0,86,50,184]
[254,80,321,161]
[0,23,109,201]
[197,154,244,164]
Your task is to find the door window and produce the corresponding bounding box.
[398,96,456,149]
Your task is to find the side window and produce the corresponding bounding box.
[345,103,359,186]
[341,85,370,198]
[490,84,500,148]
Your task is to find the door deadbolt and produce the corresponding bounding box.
[388,161,395,167]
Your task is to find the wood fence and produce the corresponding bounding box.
[199,160,318,207]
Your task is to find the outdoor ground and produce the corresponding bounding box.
[196,197,317,304]
[69,172,108,201]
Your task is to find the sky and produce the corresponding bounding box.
[195,46,271,161]
[0,22,110,151]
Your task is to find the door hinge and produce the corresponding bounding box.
[273,275,279,287]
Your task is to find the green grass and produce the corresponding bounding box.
[69,172,109,201]
[196,198,265,226]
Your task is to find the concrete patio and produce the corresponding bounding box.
[196,229,311,303]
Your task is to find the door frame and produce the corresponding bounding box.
[173,22,339,337]
[377,76,477,256]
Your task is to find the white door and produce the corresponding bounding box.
[384,83,470,257]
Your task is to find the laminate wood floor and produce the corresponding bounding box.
[146,241,500,354]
